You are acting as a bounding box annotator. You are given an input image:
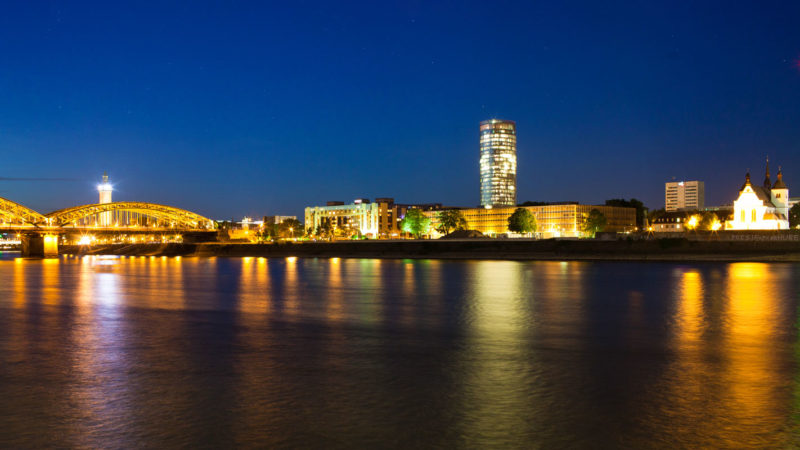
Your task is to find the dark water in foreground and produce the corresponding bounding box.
[1,253,799,448]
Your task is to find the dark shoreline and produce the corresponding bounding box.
[56,238,800,262]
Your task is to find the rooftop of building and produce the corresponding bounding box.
[518,201,580,207]
[479,118,515,125]
[309,199,442,210]
[652,209,732,223]
[740,172,778,207]
[665,180,703,185]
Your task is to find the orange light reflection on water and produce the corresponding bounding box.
[723,263,781,431]
[658,263,792,446]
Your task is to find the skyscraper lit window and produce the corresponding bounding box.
[479,119,517,207]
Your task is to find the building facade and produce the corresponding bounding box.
[651,213,686,232]
[650,208,731,233]
[305,198,441,239]
[665,180,704,211]
[262,215,297,226]
[426,204,636,238]
[727,166,790,230]
[480,119,517,207]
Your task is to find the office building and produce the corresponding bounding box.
[426,203,636,238]
[305,198,441,239]
[480,119,517,207]
[665,180,704,211]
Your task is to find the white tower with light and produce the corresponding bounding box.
[98,172,113,226]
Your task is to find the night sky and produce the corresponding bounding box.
[1,1,799,219]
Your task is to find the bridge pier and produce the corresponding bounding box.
[21,233,59,258]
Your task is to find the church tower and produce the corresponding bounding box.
[771,167,789,219]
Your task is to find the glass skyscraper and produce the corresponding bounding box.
[479,119,517,207]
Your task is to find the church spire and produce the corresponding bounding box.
[741,170,752,191]
[763,156,771,190]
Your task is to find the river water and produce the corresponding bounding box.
[0,253,799,448]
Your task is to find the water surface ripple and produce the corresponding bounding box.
[0,254,799,448]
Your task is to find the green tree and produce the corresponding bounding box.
[278,219,303,239]
[605,198,647,230]
[507,208,537,235]
[334,226,350,239]
[790,203,800,229]
[401,208,431,238]
[259,222,279,241]
[255,225,273,242]
[697,211,717,231]
[315,220,333,240]
[583,209,607,237]
[436,209,468,235]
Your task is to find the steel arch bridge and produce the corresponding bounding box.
[46,202,216,229]
[1,197,217,257]
[0,196,47,225]
[0,197,215,230]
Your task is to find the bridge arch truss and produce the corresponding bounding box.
[0,196,47,225]
[46,202,216,229]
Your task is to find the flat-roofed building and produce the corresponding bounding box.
[665,180,704,211]
[426,203,636,238]
[305,198,441,239]
[262,215,297,225]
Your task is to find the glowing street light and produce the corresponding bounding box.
[686,215,698,230]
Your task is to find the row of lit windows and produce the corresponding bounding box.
[480,146,515,152]
[480,142,515,147]
[480,123,515,132]
[480,139,516,145]
[482,172,515,179]
[481,160,516,167]
[480,171,516,176]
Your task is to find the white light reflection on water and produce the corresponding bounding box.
[70,254,136,448]
[0,256,798,448]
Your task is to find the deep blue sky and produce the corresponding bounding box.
[1,1,799,219]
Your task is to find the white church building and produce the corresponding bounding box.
[727,161,791,230]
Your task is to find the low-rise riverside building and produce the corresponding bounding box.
[426,203,636,238]
[651,212,687,232]
[305,198,441,239]
[650,208,732,233]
